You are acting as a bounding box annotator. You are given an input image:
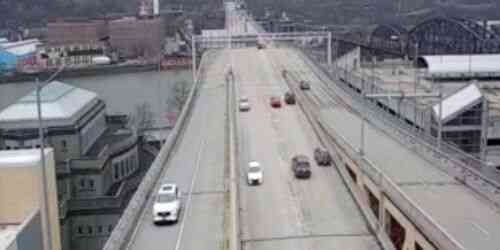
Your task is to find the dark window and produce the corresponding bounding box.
[345,163,357,183]
[108,225,113,232]
[61,140,67,152]
[80,179,85,188]
[78,226,83,234]
[87,226,93,234]
[415,242,424,250]
[89,179,95,189]
[98,225,103,233]
[114,164,119,179]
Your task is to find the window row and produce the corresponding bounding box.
[76,224,113,236]
[113,153,138,180]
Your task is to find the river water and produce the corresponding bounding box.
[0,70,192,128]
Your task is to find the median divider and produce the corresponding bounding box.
[103,52,209,250]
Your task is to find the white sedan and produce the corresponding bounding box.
[239,96,251,112]
[153,184,181,224]
[247,161,263,185]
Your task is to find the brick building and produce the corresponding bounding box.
[109,17,165,59]
[47,19,108,45]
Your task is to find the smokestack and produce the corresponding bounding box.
[154,0,159,15]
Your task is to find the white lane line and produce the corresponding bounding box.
[174,133,208,250]
[470,221,490,238]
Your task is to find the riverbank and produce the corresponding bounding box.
[0,63,191,84]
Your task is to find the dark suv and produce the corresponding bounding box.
[314,147,332,166]
[300,80,311,90]
[291,155,312,178]
[284,91,296,105]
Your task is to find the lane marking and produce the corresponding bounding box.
[174,134,208,250]
[470,221,490,238]
[241,232,373,243]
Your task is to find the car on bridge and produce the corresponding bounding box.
[270,96,282,108]
[239,96,251,112]
[284,91,296,105]
[291,155,312,178]
[314,147,332,166]
[257,42,265,49]
[300,80,311,90]
[247,161,263,185]
[153,183,181,224]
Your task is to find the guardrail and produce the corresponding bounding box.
[103,51,209,250]
[298,48,500,208]
[226,70,241,250]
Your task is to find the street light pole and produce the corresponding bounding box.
[35,63,65,250]
[327,32,332,66]
[37,78,53,250]
[438,78,443,149]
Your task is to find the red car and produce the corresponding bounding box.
[270,96,282,108]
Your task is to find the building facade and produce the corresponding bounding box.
[0,39,40,73]
[36,42,108,69]
[0,149,61,250]
[109,17,165,59]
[47,20,108,45]
[0,82,142,250]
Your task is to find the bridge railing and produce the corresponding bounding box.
[103,51,209,250]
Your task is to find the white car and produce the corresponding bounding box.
[247,161,263,185]
[153,184,181,224]
[239,97,250,112]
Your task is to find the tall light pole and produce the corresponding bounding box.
[37,64,65,250]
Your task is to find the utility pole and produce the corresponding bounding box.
[437,77,443,149]
[192,38,197,84]
[327,32,332,66]
[414,42,419,129]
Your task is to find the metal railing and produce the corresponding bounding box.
[298,48,500,208]
[103,51,209,250]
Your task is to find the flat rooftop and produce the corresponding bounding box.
[0,148,52,169]
[0,224,19,250]
[320,107,500,250]
[359,61,500,119]
[85,122,134,157]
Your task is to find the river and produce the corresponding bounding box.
[0,70,192,128]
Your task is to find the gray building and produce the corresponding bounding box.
[0,81,142,250]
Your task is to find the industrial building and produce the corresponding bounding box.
[0,149,61,250]
[0,39,40,73]
[0,82,143,250]
[109,16,165,59]
[47,19,108,45]
[333,48,500,161]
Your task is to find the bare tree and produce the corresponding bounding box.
[130,102,154,135]
[167,80,191,112]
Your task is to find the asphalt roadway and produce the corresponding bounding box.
[233,47,380,250]
[127,50,229,250]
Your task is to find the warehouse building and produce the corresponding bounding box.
[109,16,165,59]
[47,19,108,45]
[0,39,40,73]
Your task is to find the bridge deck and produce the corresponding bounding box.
[233,47,380,250]
[127,50,229,250]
